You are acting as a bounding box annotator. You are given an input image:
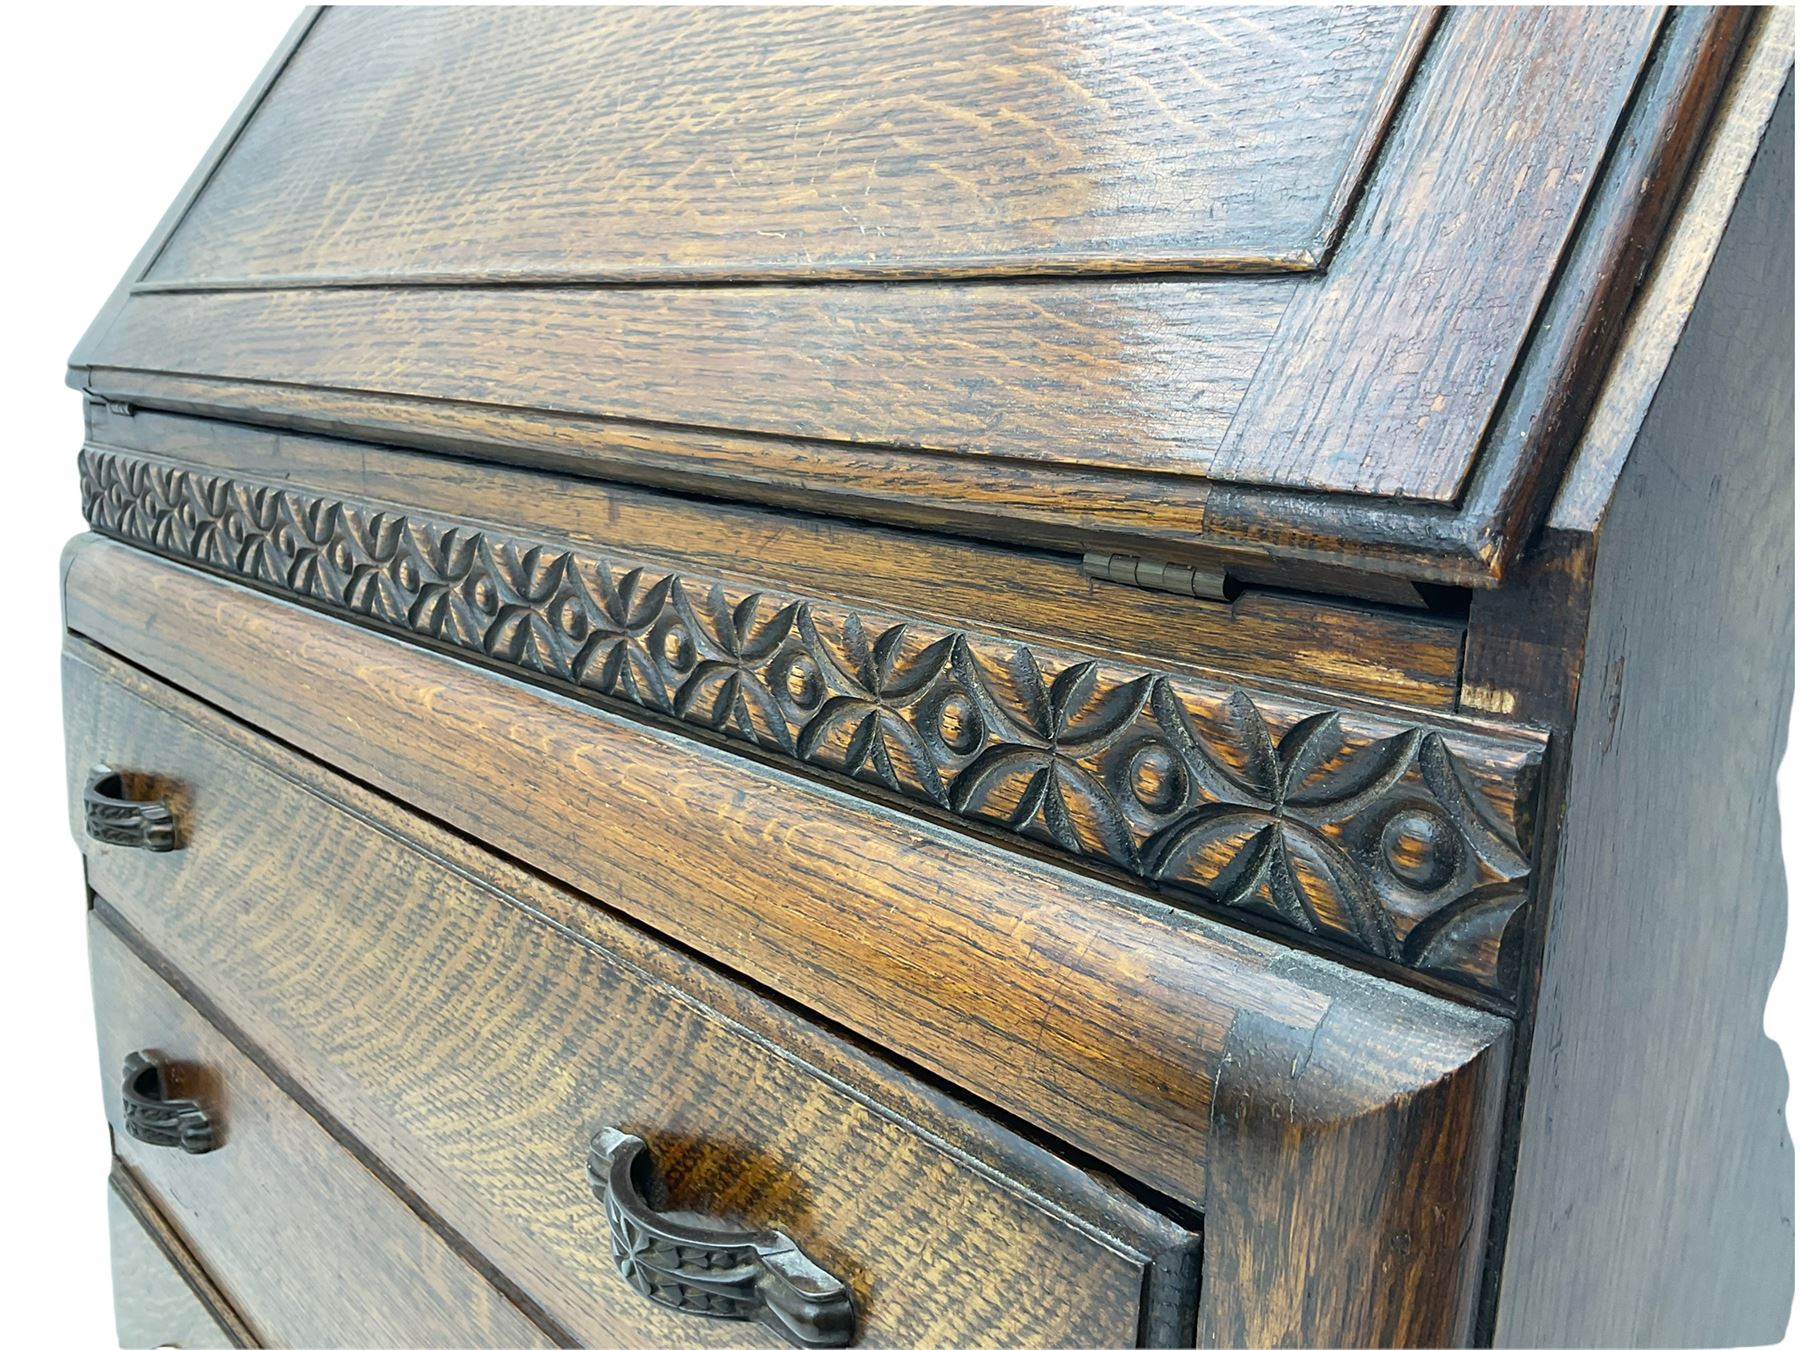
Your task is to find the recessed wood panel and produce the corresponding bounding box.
[144,6,1433,285]
[72,6,1743,587]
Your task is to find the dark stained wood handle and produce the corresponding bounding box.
[85,765,178,851]
[587,1129,855,1348]
[121,1051,216,1155]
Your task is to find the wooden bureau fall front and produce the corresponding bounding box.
[63,8,1794,1348]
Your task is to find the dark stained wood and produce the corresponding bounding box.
[107,1168,250,1350]
[67,636,1510,1348]
[75,447,1541,994]
[67,8,1745,593]
[67,8,320,373]
[1200,963,1510,1348]
[86,278,1289,476]
[1489,68,1795,1349]
[1210,6,1662,501]
[54,11,1798,1346]
[71,647,1200,1349]
[1197,5,1755,585]
[1459,533,1597,726]
[59,637,1504,1346]
[142,7,1434,284]
[91,920,563,1350]
[1551,8,1793,536]
[82,405,1472,710]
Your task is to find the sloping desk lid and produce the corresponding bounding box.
[71,6,1749,589]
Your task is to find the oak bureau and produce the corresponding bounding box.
[63,8,1793,1348]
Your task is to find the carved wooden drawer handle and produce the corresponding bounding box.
[587,1128,855,1348]
[122,1052,216,1154]
[85,766,178,852]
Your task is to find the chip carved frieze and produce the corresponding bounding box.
[81,447,1543,997]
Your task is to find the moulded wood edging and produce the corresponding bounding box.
[76,452,1547,999]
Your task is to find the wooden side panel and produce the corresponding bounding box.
[1493,77,1794,1347]
[91,921,559,1349]
[107,1172,247,1350]
[71,645,1193,1349]
[144,7,1431,282]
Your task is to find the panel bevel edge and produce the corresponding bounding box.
[67,8,323,377]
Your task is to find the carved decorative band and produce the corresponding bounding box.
[81,448,1542,996]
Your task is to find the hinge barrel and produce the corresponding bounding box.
[1081,552,1230,602]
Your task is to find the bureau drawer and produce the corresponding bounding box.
[107,1168,247,1350]
[70,639,1200,1349]
[66,537,1515,1346]
[91,917,556,1349]
[63,536,1512,1346]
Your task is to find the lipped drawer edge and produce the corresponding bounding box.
[70,636,1198,1350]
[93,919,558,1349]
[64,535,1513,1346]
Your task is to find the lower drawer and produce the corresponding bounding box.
[70,639,1199,1349]
[107,1168,246,1350]
[92,918,557,1349]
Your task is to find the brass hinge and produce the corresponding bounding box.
[1081,551,1230,602]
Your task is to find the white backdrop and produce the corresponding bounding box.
[3,6,303,1345]
[2,5,1794,1347]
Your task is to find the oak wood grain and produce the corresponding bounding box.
[60,563,1514,1204]
[1200,963,1510,1348]
[67,9,1742,592]
[75,443,1541,994]
[63,523,1541,1000]
[68,633,1512,1346]
[1210,6,1664,502]
[87,276,1289,476]
[107,1169,249,1350]
[92,920,562,1350]
[1491,71,1795,1347]
[84,405,1470,709]
[142,7,1432,284]
[66,8,320,372]
[71,646,1197,1349]
[1552,8,1795,533]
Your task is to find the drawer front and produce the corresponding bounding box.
[107,1171,246,1350]
[91,920,557,1349]
[66,540,1519,1346]
[69,641,1198,1349]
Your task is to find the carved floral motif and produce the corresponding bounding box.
[82,448,1542,995]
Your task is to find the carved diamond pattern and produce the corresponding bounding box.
[81,448,1542,996]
